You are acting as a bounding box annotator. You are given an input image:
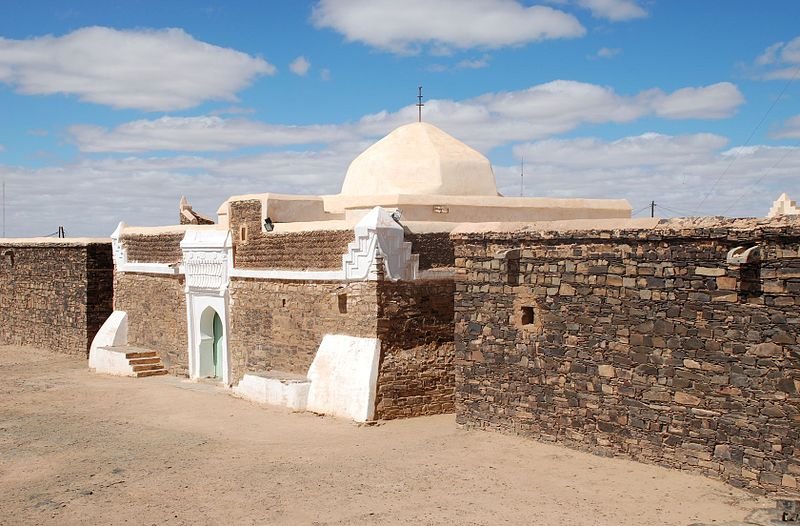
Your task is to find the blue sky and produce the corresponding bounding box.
[1,0,799,236]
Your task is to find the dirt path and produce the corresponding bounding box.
[0,345,773,525]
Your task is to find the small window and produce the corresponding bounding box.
[521,306,534,325]
[338,293,348,314]
[281,298,286,307]
[239,225,248,243]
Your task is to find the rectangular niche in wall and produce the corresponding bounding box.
[338,293,348,314]
[520,306,534,326]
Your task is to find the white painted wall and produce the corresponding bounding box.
[306,335,381,422]
[233,374,310,411]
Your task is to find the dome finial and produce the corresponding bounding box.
[416,86,424,123]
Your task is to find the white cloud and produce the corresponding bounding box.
[0,27,275,111]
[456,54,491,69]
[289,56,311,76]
[498,135,800,218]
[754,36,800,80]
[650,82,744,119]
[70,81,746,155]
[0,145,363,237]
[513,133,728,168]
[773,115,800,139]
[69,116,356,152]
[590,47,621,59]
[2,133,797,237]
[320,68,331,81]
[311,0,585,54]
[576,0,646,21]
[429,54,492,72]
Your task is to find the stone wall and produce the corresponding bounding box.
[229,199,353,270]
[406,232,455,269]
[453,217,800,495]
[227,279,378,384]
[114,272,188,375]
[121,233,184,264]
[375,280,456,419]
[0,240,113,355]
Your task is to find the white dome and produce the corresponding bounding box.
[340,122,498,196]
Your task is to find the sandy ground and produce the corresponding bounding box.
[0,345,777,526]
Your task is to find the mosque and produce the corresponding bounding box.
[89,120,631,422]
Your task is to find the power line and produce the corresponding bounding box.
[720,146,797,215]
[694,64,800,214]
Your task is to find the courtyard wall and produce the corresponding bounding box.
[452,216,800,495]
[0,239,113,355]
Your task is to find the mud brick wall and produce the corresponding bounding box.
[227,279,378,384]
[122,233,184,264]
[453,217,800,496]
[0,241,113,355]
[375,280,456,419]
[114,273,188,375]
[406,232,455,269]
[230,199,353,270]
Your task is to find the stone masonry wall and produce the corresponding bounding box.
[227,279,378,385]
[114,272,188,375]
[406,232,455,270]
[121,233,184,264]
[230,199,353,270]
[0,241,113,355]
[453,216,800,495]
[375,280,456,419]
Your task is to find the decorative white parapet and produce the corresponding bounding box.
[89,311,131,375]
[180,229,231,292]
[343,206,418,281]
[111,222,181,275]
[768,193,800,218]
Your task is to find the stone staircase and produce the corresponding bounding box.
[125,348,169,377]
[93,345,169,378]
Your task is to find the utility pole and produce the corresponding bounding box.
[650,200,656,218]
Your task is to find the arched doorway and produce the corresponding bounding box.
[199,307,224,378]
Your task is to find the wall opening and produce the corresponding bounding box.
[338,293,348,314]
[521,306,534,326]
[239,225,248,243]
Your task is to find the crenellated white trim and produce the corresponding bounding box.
[343,206,418,281]
[110,221,127,268]
[230,268,345,281]
[116,262,180,275]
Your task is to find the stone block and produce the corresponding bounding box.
[674,391,702,406]
[695,267,725,277]
[598,365,616,378]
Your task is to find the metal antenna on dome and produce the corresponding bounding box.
[416,86,424,123]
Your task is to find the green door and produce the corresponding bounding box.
[212,312,223,378]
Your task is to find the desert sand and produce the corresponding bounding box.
[0,345,774,525]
